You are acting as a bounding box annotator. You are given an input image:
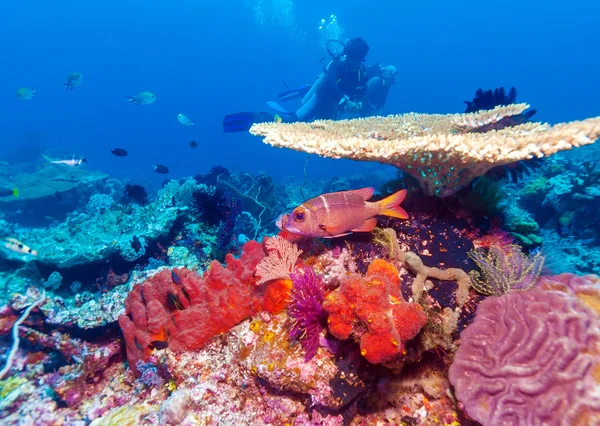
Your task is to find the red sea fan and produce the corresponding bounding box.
[288,266,325,360]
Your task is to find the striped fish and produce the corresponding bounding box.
[281,187,408,239]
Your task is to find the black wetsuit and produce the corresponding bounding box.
[313,58,368,120]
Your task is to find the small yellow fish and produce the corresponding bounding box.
[3,238,38,256]
[64,72,82,90]
[126,91,156,105]
[16,87,36,101]
[280,187,408,239]
[274,114,283,123]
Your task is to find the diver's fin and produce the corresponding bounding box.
[266,101,292,115]
[379,189,409,219]
[222,112,274,133]
[351,217,377,233]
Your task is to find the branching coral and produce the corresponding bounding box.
[288,266,325,360]
[449,288,600,425]
[468,244,544,296]
[251,109,600,196]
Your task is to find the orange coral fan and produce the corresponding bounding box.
[118,240,266,375]
[323,259,428,364]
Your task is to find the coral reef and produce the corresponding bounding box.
[0,163,108,204]
[449,287,600,425]
[251,109,600,196]
[13,178,196,268]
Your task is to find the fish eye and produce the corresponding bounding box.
[293,209,305,222]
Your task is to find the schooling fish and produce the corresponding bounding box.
[126,91,156,105]
[280,187,408,239]
[64,72,82,90]
[111,148,128,157]
[177,113,194,127]
[3,238,38,256]
[43,155,87,167]
[153,164,169,174]
[16,87,36,101]
[0,187,18,198]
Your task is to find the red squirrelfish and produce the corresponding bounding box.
[280,187,408,239]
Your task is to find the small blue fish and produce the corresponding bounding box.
[171,270,181,285]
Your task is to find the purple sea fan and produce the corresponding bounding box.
[289,266,326,360]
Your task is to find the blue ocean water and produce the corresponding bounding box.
[1,0,598,186]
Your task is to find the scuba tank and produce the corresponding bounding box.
[302,39,347,104]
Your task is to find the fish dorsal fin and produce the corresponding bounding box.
[344,187,375,201]
[351,217,378,233]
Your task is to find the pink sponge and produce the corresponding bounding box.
[449,287,600,425]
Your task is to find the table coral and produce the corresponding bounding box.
[251,108,600,196]
[322,259,428,365]
[449,287,600,425]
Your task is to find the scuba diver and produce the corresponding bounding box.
[223,38,396,132]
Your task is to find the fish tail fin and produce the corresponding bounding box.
[379,189,409,219]
[125,96,134,103]
[190,123,195,128]
[12,189,18,197]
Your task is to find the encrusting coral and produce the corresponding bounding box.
[322,259,428,365]
[250,107,600,196]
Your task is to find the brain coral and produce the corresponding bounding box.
[449,287,600,426]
